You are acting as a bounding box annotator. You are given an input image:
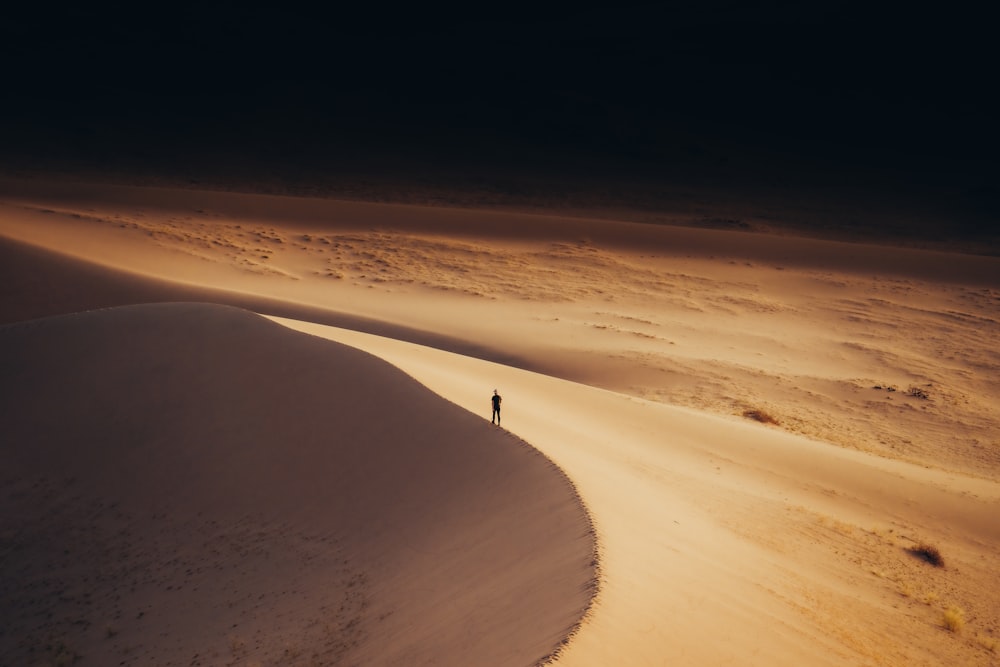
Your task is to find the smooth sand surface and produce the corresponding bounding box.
[274,319,1000,666]
[1,303,595,666]
[2,177,999,665]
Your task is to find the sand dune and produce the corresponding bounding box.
[2,178,999,666]
[274,319,1000,666]
[3,179,997,479]
[1,303,595,666]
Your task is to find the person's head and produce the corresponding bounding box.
[493,389,498,395]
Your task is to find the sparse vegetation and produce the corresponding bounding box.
[909,542,944,567]
[742,408,780,425]
[872,383,931,399]
[976,633,997,652]
[942,606,965,633]
[872,383,898,392]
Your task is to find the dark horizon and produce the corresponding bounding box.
[3,3,997,239]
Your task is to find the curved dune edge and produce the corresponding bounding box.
[273,317,1000,667]
[3,179,999,665]
[0,303,597,667]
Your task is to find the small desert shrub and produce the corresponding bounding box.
[909,543,944,567]
[906,385,930,399]
[942,606,965,633]
[742,408,780,425]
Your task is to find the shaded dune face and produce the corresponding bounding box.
[0,303,596,666]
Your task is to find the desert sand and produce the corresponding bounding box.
[2,176,998,666]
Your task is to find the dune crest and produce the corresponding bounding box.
[0,303,596,666]
[3,179,999,665]
[276,319,1000,667]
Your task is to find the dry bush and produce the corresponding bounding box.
[909,543,944,567]
[943,606,965,633]
[742,408,780,425]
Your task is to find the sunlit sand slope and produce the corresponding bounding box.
[2,179,999,665]
[278,319,1000,667]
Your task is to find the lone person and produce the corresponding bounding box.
[491,389,502,425]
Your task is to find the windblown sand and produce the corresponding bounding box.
[2,178,998,666]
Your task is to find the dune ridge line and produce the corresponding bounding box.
[1,302,598,666]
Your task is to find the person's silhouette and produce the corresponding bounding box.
[491,389,502,425]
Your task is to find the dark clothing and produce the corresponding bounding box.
[491,393,502,424]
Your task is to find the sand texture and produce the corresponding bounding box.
[1,303,595,666]
[2,177,999,666]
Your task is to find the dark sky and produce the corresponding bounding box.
[3,2,997,205]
